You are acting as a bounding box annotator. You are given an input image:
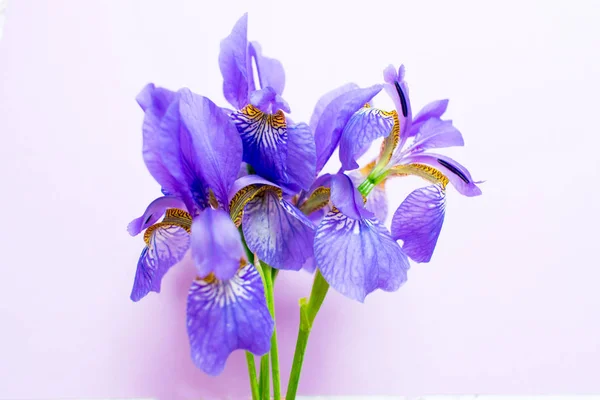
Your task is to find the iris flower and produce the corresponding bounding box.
[220,14,317,269]
[222,14,316,193]
[302,64,481,302]
[127,84,274,375]
[127,14,317,376]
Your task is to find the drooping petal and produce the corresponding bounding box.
[330,173,373,220]
[313,85,383,174]
[219,13,250,110]
[349,170,388,222]
[405,118,464,154]
[285,122,316,191]
[383,64,413,139]
[191,208,245,280]
[391,185,446,263]
[314,210,409,302]
[130,224,191,302]
[248,41,285,95]
[187,264,273,376]
[402,153,482,197]
[231,105,289,187]
[127,196,187,236]
[242,190,315,270]
[339,107,396,171]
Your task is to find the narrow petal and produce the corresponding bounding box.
[285,122,317,191]
[127,196,187,236]
[231,105,289,187]
[402,153,482,197]
[383,64,413,139]
[187,264,274,376]
[130,224,191,301]
[339,107,395,171]
[191,208,245,280]
[412,99,449,125]
[242,191,315,270]
[313,85,383,174]
[248,41,285,95]
[219,13,250,109]
[330,173,373,220]
[178,89,244,209]
[391,185,446,263]
[405,118,464,153]
[314,210,409,302]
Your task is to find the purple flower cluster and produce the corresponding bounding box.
[128,14,481,376]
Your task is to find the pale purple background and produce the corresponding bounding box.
[1,0,599,399]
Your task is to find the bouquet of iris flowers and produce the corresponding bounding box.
[127,13,481,400]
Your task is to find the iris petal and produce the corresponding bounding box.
[249,87,290,114]
[312,85,383,174]
[339,107,396,171]
[404,118,464,154]
[391,185,446,263]
[285,122,316,191]
[242,190,315,271]
[349,171,388,222]
[314,209,409,302]
[187,263,273,376]
[248,41,285,95]
[219,13,250,110]
[178,89,244,209]
[412,99,449,125]
[383,64,413,139]
[136,84,182,196]
[127,196,187,236]
[330,173,373,220]
[130,224,191,302]
[191,208,245,280]
[402,153,482,197]
[232,105,289,187]
[309,83,358,130]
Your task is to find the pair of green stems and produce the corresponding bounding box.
[241,235,329,400]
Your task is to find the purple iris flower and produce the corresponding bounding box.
[221,13,316,193]
[346,64,482,263]
[128,84,274,376]
[127,14,319,375]
[288,83,410,302]
[302,64,481,302]
[218,14,317,270]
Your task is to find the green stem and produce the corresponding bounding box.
[245,352,260,400]
[286,270,330,400]
[261,261,281,400]
[259,354,270,400]
[358,169,390,196]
